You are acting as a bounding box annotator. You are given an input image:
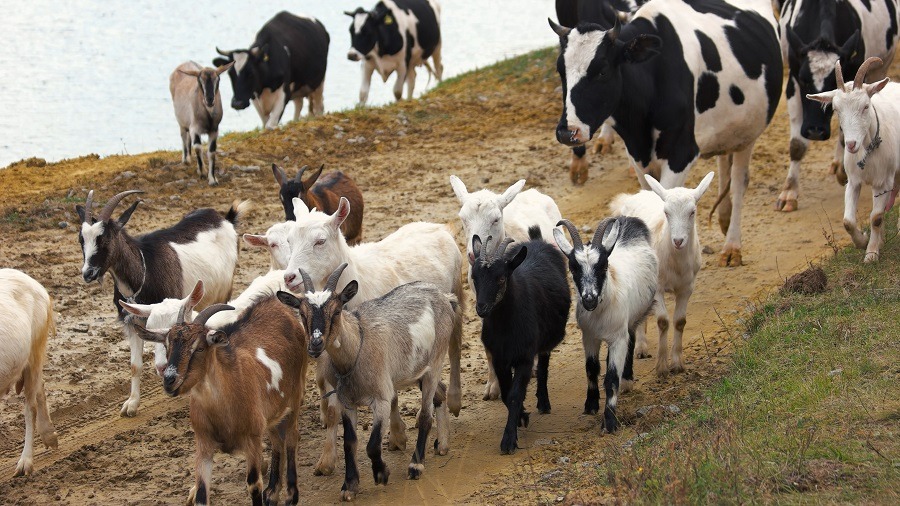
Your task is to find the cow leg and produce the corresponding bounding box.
[777,86,805,212]
[292,97,303,122]
[393,65,406,101]
[252,97,268,127]
[190,129,204,178]
[832,135,848,186]
[569,145,588,185]
[405,66,417,100]
[592,121,616,155]
[264,87,288,130]
[843,180,868,249]
[206,131,218,186]
[865,185,892,263]
[310,82,325,116]
[180,127,190,164]
[715,154,733,236]
[719,145,753,267]
[431,43,444,81]
[121,325,142,417]
[359,60,376,106]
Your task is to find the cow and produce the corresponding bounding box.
[555,0,649,184]
[213,12,329,130]
[551,0,783,267]
[345,0,443,105]
[774,0,899,212]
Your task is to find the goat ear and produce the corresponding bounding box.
[508,245,528,272]
[117,200,140,226]
[304,165,324,188]
[276,290,303,309]
[806,90,836,104]
[243,234,268,248]
[553,227,574,255]
[601,220,620,251]
[206,330,229,347]
[449,175,469,203]
[75,205,87,223]
[118,300,153,318]
[332,197,351,229]
[272,164,288,186]
[133,324,167,343]
[865,77,890,97]
[784,25,805,60]
[340,280,358,304]
[694,172,715,201]
[644,174,667,200]
[292,197,310,217]
[498,179,526,209]
[186,280,204,310]
[472,235,483,260]
[215,61,234,75]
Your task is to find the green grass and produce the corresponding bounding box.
[597,216,900,504]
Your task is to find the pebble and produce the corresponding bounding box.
[234,165,260,173]
[334,124,345,132]
[283,156,290,162]
[119,171,136,179]
[558,456,570,465]
[828,368,842,377]
[58,221,68,229]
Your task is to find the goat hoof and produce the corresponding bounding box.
[670,362,685,374]
[340,491,357,502]
[434,439,449,456]
[636,352,652,359]
[387,436,407,451]
[775,198,798,212]
[593,138,614,155]
[864,252,879,263]
[482,382,500,401]
[313,458,335,476]
[120,397,139,417]
[14,457,33,477]
[518,411,530,428]
[604,412,620,433]
[620,379,635,393]
[500,435,518,455]
[41,431,59,450]
[407,463,425,480]
[718,248,742,267]
[373,465,390,485]
[537,400,551,414]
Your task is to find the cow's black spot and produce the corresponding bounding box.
[860,0,872,11]
[724,10,782,121]
[887,0,899,50]
[786,77,795,99]
[729,85,745,105]
[695,30,722,72]
[696,72,719,113]
[686,0,740,19]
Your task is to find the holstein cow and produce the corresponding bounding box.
[345,0,443,105]
[775,0,898,212]
[555,0,648,184]
[213,12,329,130]
[551,0,783,267]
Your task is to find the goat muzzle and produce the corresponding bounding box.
[308,339,325,358]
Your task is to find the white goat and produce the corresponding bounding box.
[554,218,658,433]
[611,172,714,376]
[808,57,900,262]
[1,269,59,476]
[449,175,562,399]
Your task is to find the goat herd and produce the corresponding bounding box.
[2,0,900,504]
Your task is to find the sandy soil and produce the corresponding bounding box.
[0,51,896,505]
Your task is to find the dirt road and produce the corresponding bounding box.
[0,50,894,504]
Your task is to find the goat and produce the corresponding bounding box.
[808,57,900,263]
[610,172,714,376]
[277,263,463,501]
[75,190,249,416]
[170,61,233,186]
[0,269,58,477]
[272,163,364,245]
[133,288,308,506]
[449,176,562,400]
[554,218,657,433]
[470,227,570,454]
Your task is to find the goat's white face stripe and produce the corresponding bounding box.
[306,290,332,307]
[234,52,249,74]
[80,222,104,273]
[574,246,600,299]
[408,305,436,353]
[564,29,606,137]
[807,50,838,92]
[256,348,284,396]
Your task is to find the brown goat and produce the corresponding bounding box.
[133,282,308,506]
[272,163,364,245]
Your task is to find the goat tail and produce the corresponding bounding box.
[447,291,463,417]
[225,199,253,228]
[528,225,542,241]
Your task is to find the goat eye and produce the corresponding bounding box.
[315,239,325,246]
[270,243,277,248]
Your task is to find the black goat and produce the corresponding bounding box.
[471,227,570,454]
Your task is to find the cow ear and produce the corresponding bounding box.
[621,35,661,64]
[117,200,141,226]
[839,30,860,59]
[212,57,230,68]
[784,26,804,60]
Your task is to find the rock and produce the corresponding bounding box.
[828,368,842,377]
[120,171,136,179]
[234,165,260,173]
[702,245,715,254]
[58,221,68,229]
[558,456,570,465]
[333,124,345,132]
[283,156,290,162]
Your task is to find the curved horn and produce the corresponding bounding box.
[592,219,613,248]
[299,268,315,293]
[194,304,235,328]
[854,57,883,89]
[325,263,348,292]
[481,235,493,259]
[294,165,309,183]
[83,190,95,222]
[835,60,847,92]
[98,190,144,222]
[557,219,584,250]
[495,238,515,260]
[215,47,233,57]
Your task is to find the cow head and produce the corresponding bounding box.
[179,63,233,109]
[785,27,860,141]
[213,45,272,110]
[345,3,403,61]
[550,19,661,147]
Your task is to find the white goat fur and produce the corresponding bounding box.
[808,73,899,263]
[0,269,59,476]
[610,172,714,376]
[449,175,561,399]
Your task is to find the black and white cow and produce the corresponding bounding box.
[555,0,649,184]
[345,0,443,105]
[774,0,898,212]
[213,12,329,130]
[551,0,783,267]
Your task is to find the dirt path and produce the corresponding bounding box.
[0,51,894,504]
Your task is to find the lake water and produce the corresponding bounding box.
[0,0,557,168]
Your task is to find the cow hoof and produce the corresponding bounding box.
[775,198,798,212]
[718,248,743,267]
[569,157,589,186]
[592,138,614,155]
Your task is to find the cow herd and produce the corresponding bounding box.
[2,0,899,504]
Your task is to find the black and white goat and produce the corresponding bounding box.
[76,190,249,416]
[470,228,570,454]
[277,263,463,501]
[554,218,657,433]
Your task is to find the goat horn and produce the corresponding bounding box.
[98,190,144,222]
[299,268,315,293]
[835,60,847,92]
[557,219,584,250]
[295,165,309,183]
[193,304,235,328]
[83,190,95,222]
[495,238,515,260]
[853,57,883,89]
[176,303,189,325]
[480,235,493,259]
[325,263,348,292]
[592,219,613,248]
